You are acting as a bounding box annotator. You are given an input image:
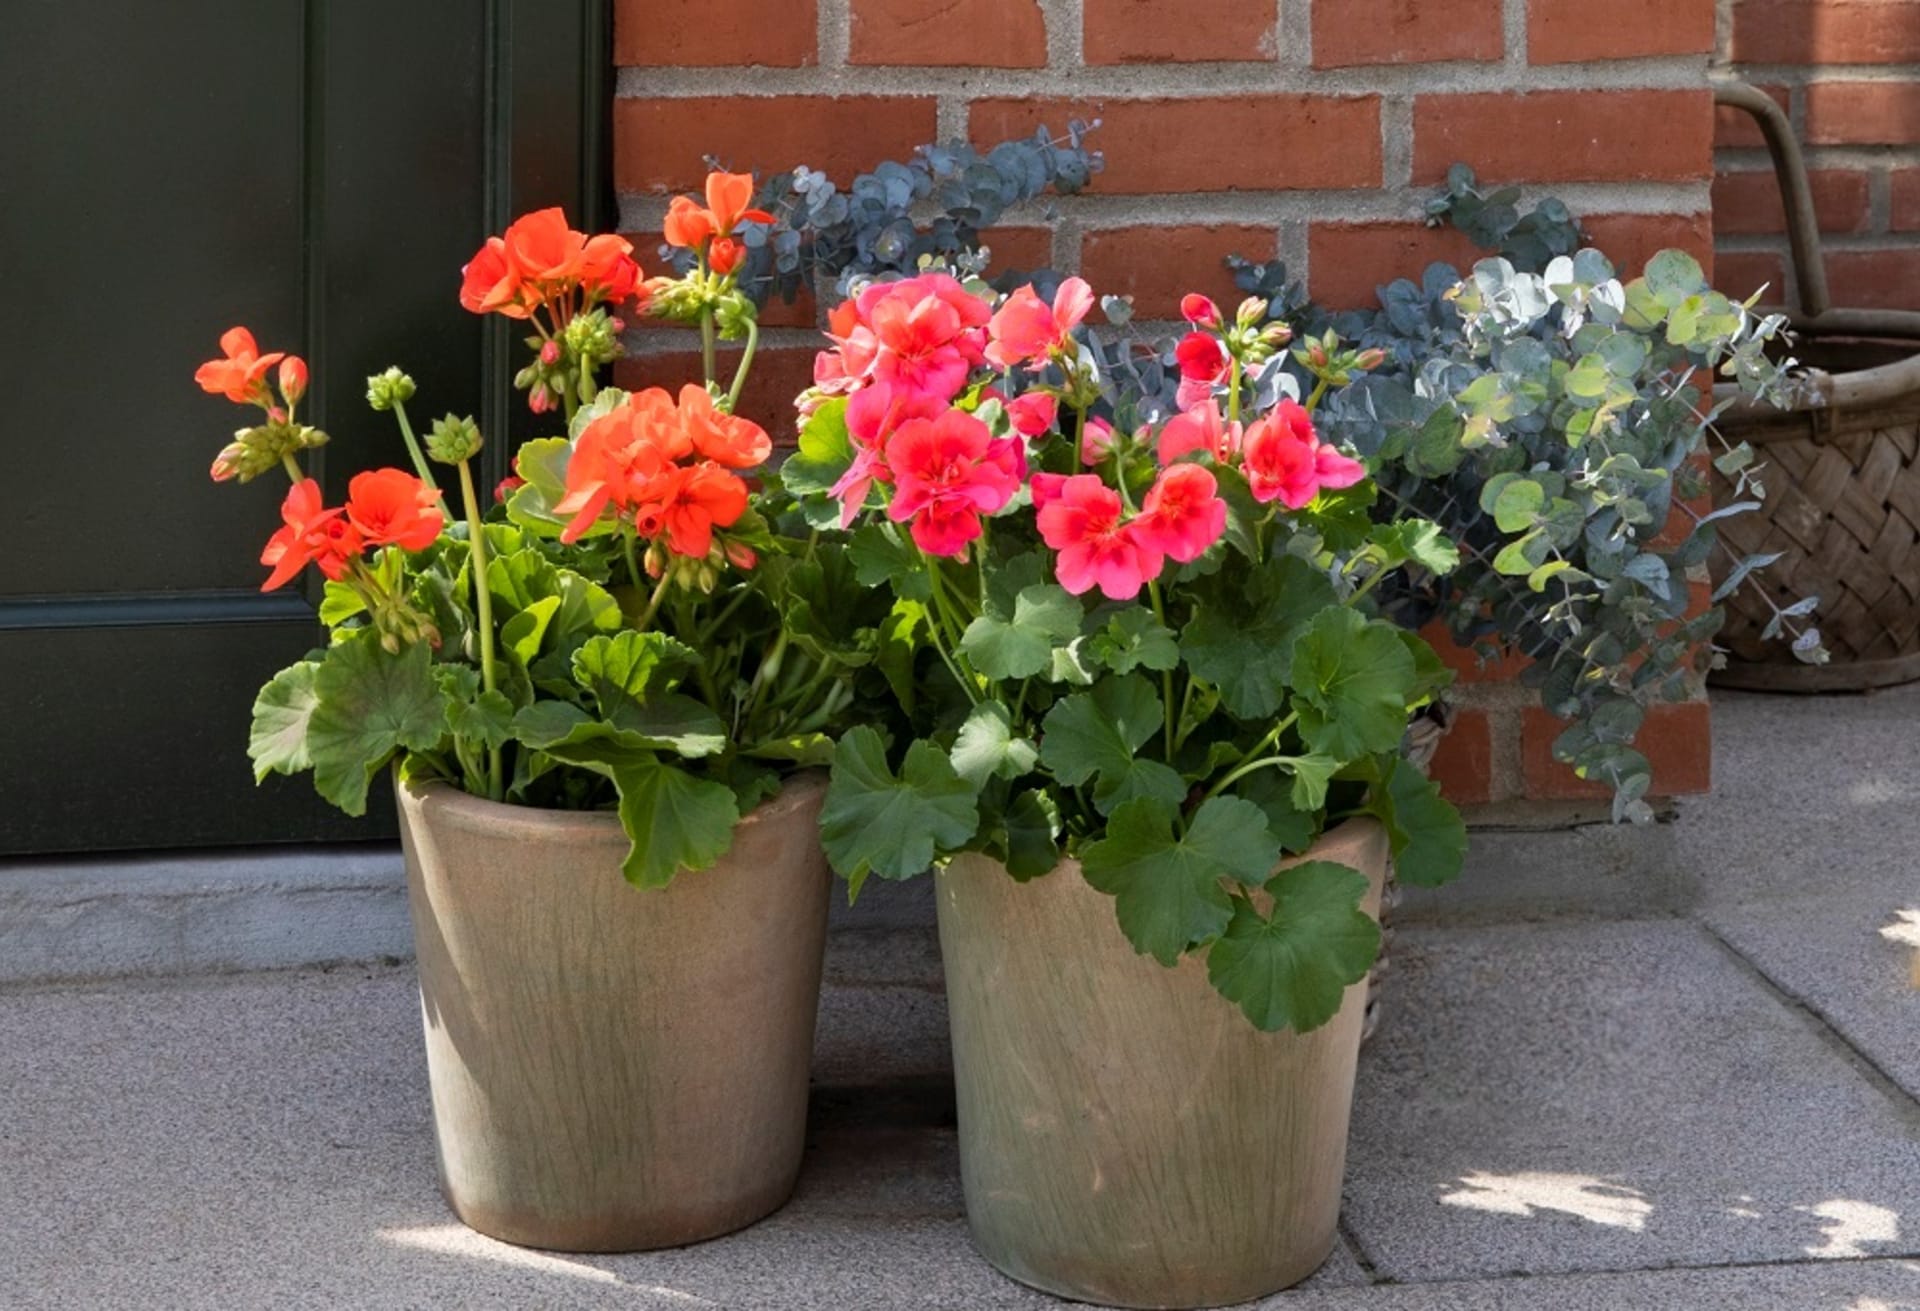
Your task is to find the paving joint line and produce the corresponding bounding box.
[1693,917,1920,1127]
[1356,1250,1920,1289]
[1336,1214,1395,1286]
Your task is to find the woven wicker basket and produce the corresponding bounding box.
[1708,82,1920,692]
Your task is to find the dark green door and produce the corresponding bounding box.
[1,2,610,853]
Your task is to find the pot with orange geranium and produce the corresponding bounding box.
[785,272,1468,1306]
[207,191,873,1253]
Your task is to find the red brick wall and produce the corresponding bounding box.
[1714,0,1920,310]
[612,0,1721,812]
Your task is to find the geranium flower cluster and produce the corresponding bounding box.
[260,471,444,590]
[798,277,1373,602]
[551,384,772,570]
[197,328,323,483]
[459,207,642,323]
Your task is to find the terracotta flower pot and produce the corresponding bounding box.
[934,819,1390,1309]
[396,770,831,1252]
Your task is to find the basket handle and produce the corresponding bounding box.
[1711,79,1832,318]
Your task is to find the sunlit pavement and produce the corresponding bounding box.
[3,688,1918,1309]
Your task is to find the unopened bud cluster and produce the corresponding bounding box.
[1294,329,1387,388]
[209,419,331,484]
[366,368,417,413]
[425,414,483,464]
[516,308,626,416]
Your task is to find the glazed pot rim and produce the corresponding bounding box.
[950,813,1388,879]
[396,766,828,843]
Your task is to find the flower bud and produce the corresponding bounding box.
[724,540,758,571]
[528,386,552,415]
[1261,321,1294,347]
[278,356,309,406]
[1179,294,1222,329]
[267,406,288,425]
[607,317,626,335]
[366,367,416,412]
[1235,296,1268,327]
[709,237,744,277]
[425,413,484,464]
[539,339,562,367]
[493,474,525,505]
[1354,348,1387,372]
[209,442,248,483]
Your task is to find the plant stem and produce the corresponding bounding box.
[1205,712,1299,802]
[621,529,644,591]
[700,309,717,387]
[281,454,304,483]
[1146,579,1176,759]
[391,401,440,493]
[1304,377,1329,414]
[924,558,982,706]
[635,568,674,632]
[457,459,503,802]
[727,317,759,411]
[1227,355,1244,426]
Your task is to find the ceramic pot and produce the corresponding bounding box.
[397,771,831,1252]
[935,819,1390,1308]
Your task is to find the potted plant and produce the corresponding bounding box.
[199,179,858,1252]
[781,271,1466,1305]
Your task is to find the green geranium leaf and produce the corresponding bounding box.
[1038,674,1185,815]
[1182,557,1337,720]
[1367,521,1461,576]
[1234,767,1318,853]
[951,701,1039,787]
[1370,757,1468,888]
[1080,795,1281,967]
[249,661,321,782]
[514,694,725,761]
[608,758,741,888]
[505,436,613,539]
[781,398,853,498]
[449,689,515,751]
[1288,608,1416,761]
[306,632,449,816]
[821,726,980,892]
[1088,609,1180,674]
[1003,788,1062,881]
[847,523,932,602]
[500,594,561,667]
[572,630,697,714]
[318,582,366,628]
[1205,861,1380,1033]
[961,583,1082,680]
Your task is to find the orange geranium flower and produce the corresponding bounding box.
[459,237,535,319]
[662,171,772,260]
[259,479,363,591]
[580,232,643,306]
[677,384,771,469]
[195,328,285,405]
[502,207,586,285]
[554,388,690,543]
[658,462,750,558]
[345,468,444,550]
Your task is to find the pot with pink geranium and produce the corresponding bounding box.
[785,271,1467,1307]
[199,180,874,1253]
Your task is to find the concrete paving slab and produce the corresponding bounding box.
[0,965,1371,1310]
[1343,918,1920,1283]
[1705,892,1920,1103]
[1263,1258,1920,1310]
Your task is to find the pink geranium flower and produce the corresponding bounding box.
[1174,330,1228,411]
[1035,474,1165,601]
[827,382,931,527]
[1133,463,1227,563]
[885,409,1022,556]
[986,277,1094,368]
[1156,399,1242,465]
[860,273,990,406]
[1242,399,1367,509]
[1002,390,1058,438]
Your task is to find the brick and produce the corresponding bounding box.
[1521,701,1712,800]
[1715,84,1788,149]
[1313,0,1503,67]
[1825,249,1920,311]
[625,233,819,329]
[1710,169,1871,236]
[1805,82,1920,146]
[1418,619,1533,685]
[613,0,817,66]
[613,346,818,441]
[1529,0,1714,62]
[1732,0,1920,64]
[1307,222,1484,311]
[1080,225,1275,320]
[1893,171,1920,231]
[850,0,1047,67]
[1083,0,1276,62]
[615,96,940,193]
[1711,250,1790,305]
[971,96,1382,193]
[1414,90,1712,184]
[978,227,1056,277]
[1428,708,1493,807]
[1580,212,1715,280]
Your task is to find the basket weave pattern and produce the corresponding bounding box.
[1716,403,1920,673]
